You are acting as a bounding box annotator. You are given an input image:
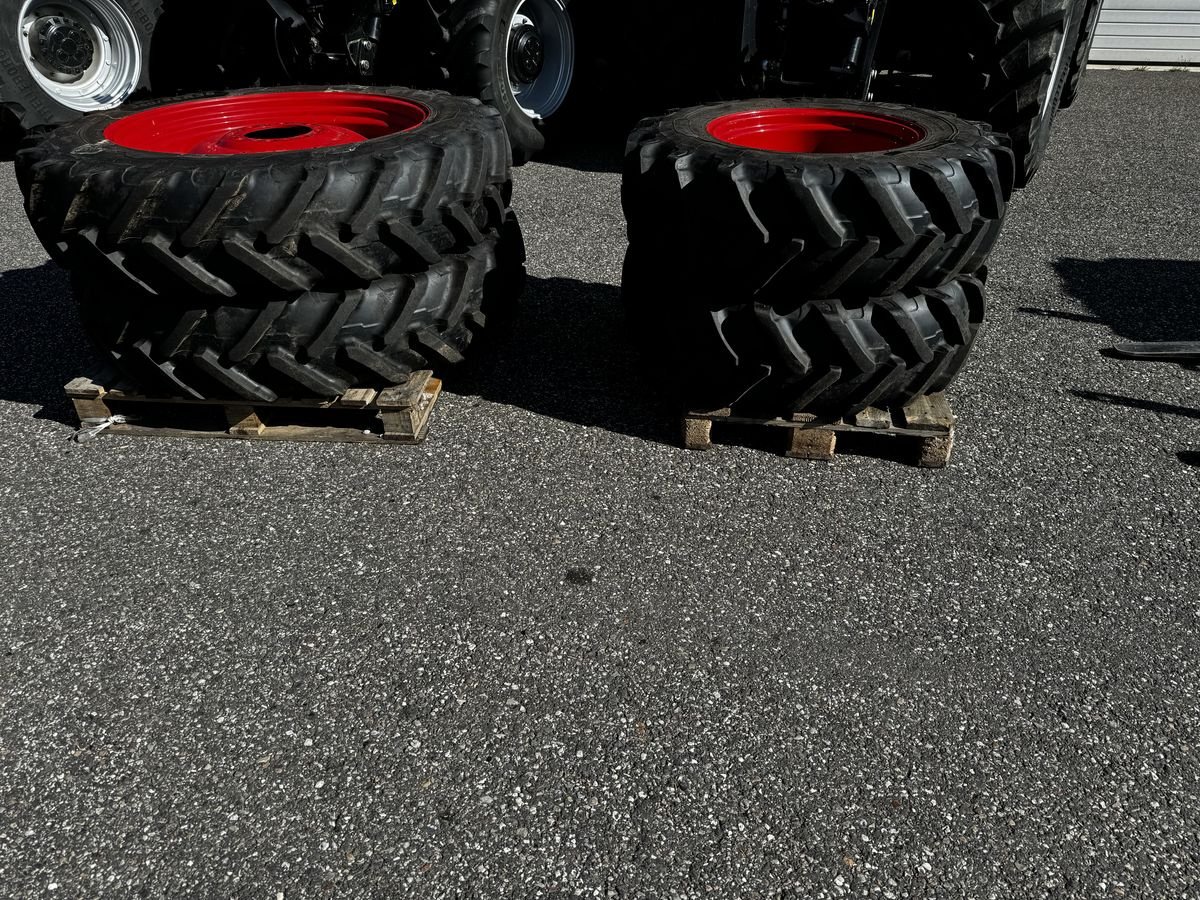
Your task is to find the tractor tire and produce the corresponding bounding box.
[72,228,526,402]
[879,0,1086,187]
[438,0,578,164]
[0,0,162,137]
[624,99,1012,305]
[17,85,526,400]
[625,240,988,416]
[1061,0,1103,109]
[621,99,1011,413]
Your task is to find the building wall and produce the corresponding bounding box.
[1090,0,1200,64]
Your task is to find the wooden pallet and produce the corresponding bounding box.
[682,393,957,468]
[64,370,442,445]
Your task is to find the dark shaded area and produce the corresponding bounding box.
[537,119,627,174]
[0,261,89,424]
[1054,258,1200,342]
[1179,450,1200,467]
[0,107,20,162]
[448,275,677,445]
[1071,389,1200,422]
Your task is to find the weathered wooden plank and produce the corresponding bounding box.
[900,393,954,433]
[376,370,433,410]
[339,388,378,408]
[852,406,893,430]
[64,377,105,400]
[106,424,396,444]
[72,397,112,421]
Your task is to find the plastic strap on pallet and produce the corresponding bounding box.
[74,415,130,443]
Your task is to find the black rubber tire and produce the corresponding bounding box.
[621,98,1010,414]
[878,0,1086,188]
[17,85,525,399]
[439,0,576,164]
[623,99,1012,304]
[0,0,162,136]
[18,85,512,295]
[1060,0,1103,109]
[624,239,988,416]
[73,222,526,402]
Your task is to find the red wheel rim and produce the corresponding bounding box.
[707,108,924,154]
[104,91,430,155]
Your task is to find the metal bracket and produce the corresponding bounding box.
[1109,342,1200,364]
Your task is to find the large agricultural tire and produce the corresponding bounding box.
[72,228,526,402]
[437,0,577,164]
[878,0,1087,188]
[625,241,988,416]
[621,99,1011,414]
[17,85,526,400]
[0,0,162,137]
[1060,0,1103,109]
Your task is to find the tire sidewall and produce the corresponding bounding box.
[0,0,161,130]
[482,0,545,159]
[1033,0,1088,156]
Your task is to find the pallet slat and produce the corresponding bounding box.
[65,371,441,446]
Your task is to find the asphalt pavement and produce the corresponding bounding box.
[0,71,1198,898]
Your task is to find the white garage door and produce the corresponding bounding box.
[1090,0,1200,64]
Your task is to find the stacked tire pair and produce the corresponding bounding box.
[16,85,526,401]
[621,99,1015,419]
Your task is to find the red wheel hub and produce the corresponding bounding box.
[707,108,924,154]
[104,91,430,155]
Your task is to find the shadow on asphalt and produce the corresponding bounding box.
[1071,389,1200,422]
[448,275,678,445]
[0,261,88,426]
[1052,257,1200,341]
[0,265,677,443]
[536,121,626,174]
[1055,259,1200,462]
[0,108,21,162]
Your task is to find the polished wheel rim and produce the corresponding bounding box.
[18,0,142,112]
[104,91,430,155]
[707,108,925,154]
[506,0,575,120]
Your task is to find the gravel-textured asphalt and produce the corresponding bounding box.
[1,71,1198,899]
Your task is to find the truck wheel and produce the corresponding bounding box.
[0,0,161,136]
[621,99,1011,413]
[879,0,1085,188]
[442,0,576,164]
[1060,0,1103,109]
[17,86,526,400]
